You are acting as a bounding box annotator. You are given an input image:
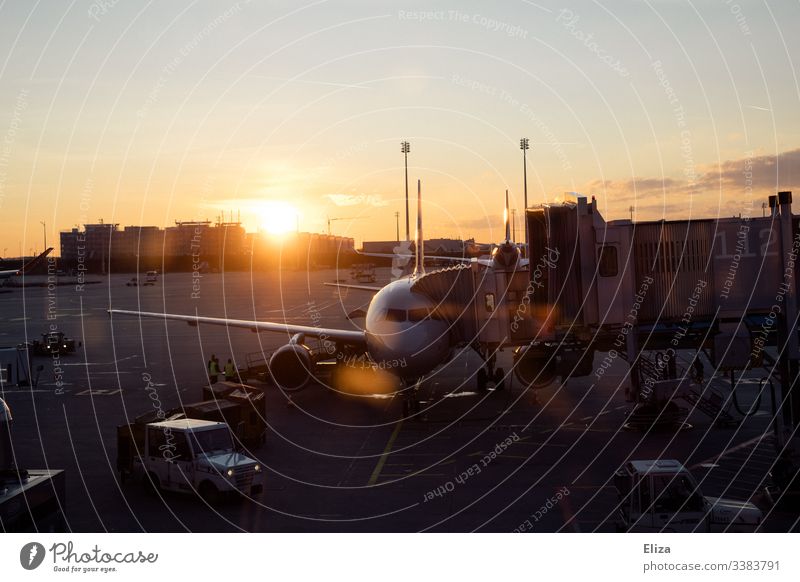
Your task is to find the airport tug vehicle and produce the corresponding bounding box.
[27,331,80,357]
[614,459,762,532]
[116,418,263,503]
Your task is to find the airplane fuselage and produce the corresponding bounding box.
[364,277,451,380]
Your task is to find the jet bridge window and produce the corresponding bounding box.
[484,293,496,312]
[598,244,618,277]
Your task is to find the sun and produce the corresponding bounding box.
[259,201,299,236]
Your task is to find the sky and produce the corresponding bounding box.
[0,0,798,254]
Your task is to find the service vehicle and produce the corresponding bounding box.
[614,459,762,532]
[349,262,376,283]
[116,418,264,503]
[201,382,267,445]
[132,382,267,447]
[27,331,80,357]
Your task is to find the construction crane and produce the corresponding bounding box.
[327,216,368,235]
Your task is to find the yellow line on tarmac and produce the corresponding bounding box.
[368,420,404,486]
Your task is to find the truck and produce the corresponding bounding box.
[116,418,264,503]
[614,459,763,532]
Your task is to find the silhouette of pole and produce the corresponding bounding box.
[520,138,529,257]
[402,141,410,241]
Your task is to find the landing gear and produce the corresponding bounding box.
[493,367,506,391]
[477,348,504,391]
[402,396,421,417]
[401,377,423,418]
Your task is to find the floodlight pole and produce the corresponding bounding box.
[402,141,410,241]
[520,138,529,257]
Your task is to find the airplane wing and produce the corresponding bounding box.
[108,309,367,345]
[0,247,54,278]
[323,282,383,292]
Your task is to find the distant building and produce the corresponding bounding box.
[60,222,118,263]
[361,238,484,257]
[59,220,353,272]
[115,225,165,258]
[164,220,246,260]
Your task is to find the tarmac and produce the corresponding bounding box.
[1,268,798,532]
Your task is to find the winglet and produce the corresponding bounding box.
[413,179,425,277]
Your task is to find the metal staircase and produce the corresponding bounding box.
[681,384,738,427]
[634,352,739,427]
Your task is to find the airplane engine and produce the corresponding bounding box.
[268,342,315,391]
[513,345,559,389]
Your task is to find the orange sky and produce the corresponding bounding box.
[1,1,798,255]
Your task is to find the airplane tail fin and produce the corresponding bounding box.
[504,189,511,242]
[413,179,425,277]
[18,247,53,274]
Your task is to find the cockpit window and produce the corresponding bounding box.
[384,308,407,322]
[408,308,429,322]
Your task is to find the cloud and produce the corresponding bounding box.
[579,148,800,219]
[695,148,800,192]
[583,177,679,202]
[325,193,388,207]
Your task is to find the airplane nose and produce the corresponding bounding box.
[371,322,449,375]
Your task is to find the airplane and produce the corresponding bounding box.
[109,183,540,413]
[0,248,55,285]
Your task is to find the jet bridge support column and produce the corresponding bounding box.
[626,329,639,402]
[778,191,800,429]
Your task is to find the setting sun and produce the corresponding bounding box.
[259,201,299,236]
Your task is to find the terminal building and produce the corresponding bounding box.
[59,220,354,272]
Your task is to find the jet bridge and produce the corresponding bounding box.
[523,191,800,429]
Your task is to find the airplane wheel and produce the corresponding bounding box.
[477,368,488,391]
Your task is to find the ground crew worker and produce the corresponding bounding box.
[224,358,236,382]
[208,355,220,383]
